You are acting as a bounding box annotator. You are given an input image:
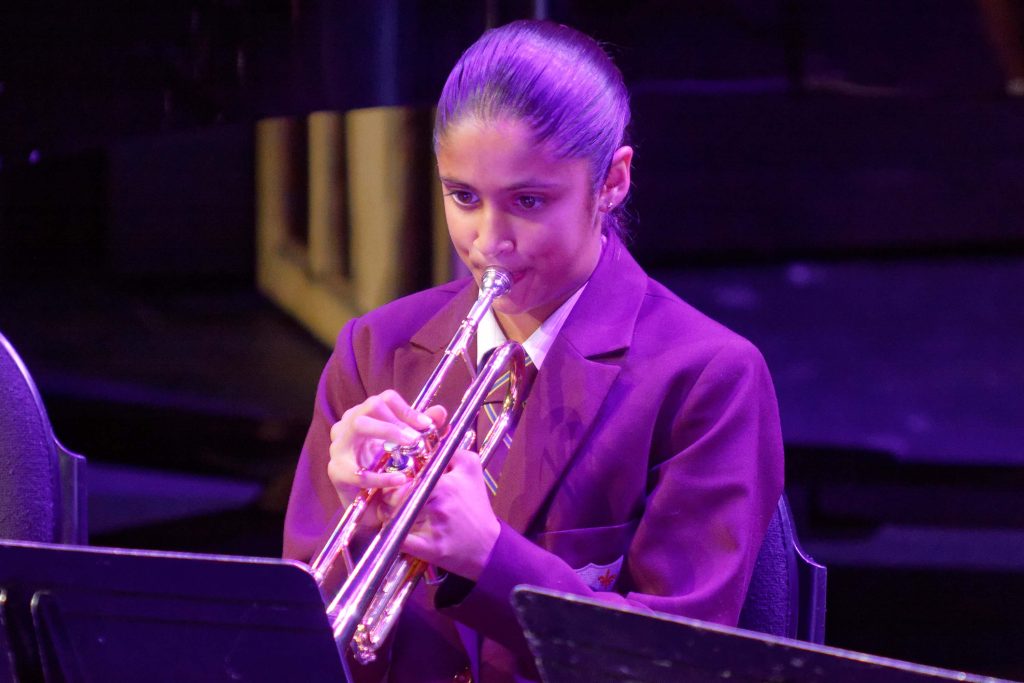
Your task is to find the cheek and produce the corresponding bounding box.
[444,212,470,252]
[530,220,583,261]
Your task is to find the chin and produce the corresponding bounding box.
[491,298,519,314]
[491,295,534,316]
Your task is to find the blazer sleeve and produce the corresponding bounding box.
[283,319,369,562]
[436,337,785,656]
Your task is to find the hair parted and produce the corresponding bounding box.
[434,20,632,239]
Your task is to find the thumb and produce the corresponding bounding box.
[447,446,483,476]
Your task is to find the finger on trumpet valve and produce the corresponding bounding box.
[382,442,414,474]
[384,424,440,473]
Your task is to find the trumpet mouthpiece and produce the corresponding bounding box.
[481,266,513,297]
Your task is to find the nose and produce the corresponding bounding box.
[473,206,514,260]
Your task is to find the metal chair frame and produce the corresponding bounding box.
[0,330,87,544]
[739,493,827,643]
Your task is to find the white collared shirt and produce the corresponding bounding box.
[475,283,588,370]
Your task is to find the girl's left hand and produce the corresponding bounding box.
[397,447,500,581]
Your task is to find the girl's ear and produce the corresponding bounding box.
[600,145,633,211]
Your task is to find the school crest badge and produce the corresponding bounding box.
[574,556,624,592]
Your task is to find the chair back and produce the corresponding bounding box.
[0,331,87,544]
[738,494,826,643]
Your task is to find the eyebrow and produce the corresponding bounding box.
[438,176,563,191]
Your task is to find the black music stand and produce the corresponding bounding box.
[0,540,343,682]
[511,586,1017,683]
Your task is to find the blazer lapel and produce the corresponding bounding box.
[492,342,620,531]
[492,238,648,534]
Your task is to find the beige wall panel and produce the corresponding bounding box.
[257,116,356,346]
[346,107,421,313]
[255,117,301,268]
[308,112,347,279]
[258,107,445,347]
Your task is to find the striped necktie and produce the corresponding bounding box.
[479,354,535,495]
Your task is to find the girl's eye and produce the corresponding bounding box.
[447,190,477,206]
[516,195,542,210]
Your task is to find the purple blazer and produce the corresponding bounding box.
[284,237,784,682]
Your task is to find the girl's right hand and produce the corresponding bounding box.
[326,389,448,517]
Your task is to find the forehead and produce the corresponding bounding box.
[436,117,590,188]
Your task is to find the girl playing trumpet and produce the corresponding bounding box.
[284,19,783,682]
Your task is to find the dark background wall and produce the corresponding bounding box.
[4,2,1021,275]
[1,1,1023,679]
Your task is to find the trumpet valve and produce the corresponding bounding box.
[383,425,440,474]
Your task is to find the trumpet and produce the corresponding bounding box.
[309,266,528,665]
